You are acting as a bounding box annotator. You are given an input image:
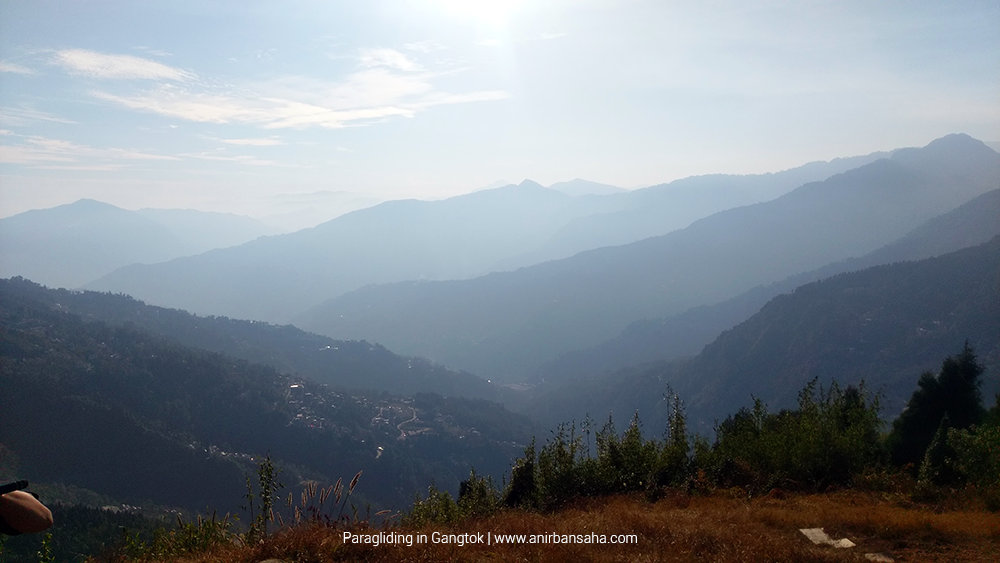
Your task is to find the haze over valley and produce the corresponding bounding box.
[2,2,999,561]
[4,133,998,506]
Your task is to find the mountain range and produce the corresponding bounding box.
[538,186,1000,384]
[522,235,1000,433]
[492,151,891,271]
[253,189,384,231]
[293,134,1000,381]
[0,200,279,288]
[3,132,999,524]
[80,148,892,324]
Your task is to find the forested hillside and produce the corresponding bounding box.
[523,236,1000,433]
[538,186,1000,384]
[0,282,538,515]
[0,278,498,400]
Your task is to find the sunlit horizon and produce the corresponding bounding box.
[2,0,998,218]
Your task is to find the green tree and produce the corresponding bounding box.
[504,439,538,509]
[656,389,690,487]
[918,415,959,486]
[888,343,985,469]
[710,380,882,491]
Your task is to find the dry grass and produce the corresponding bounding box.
[750,490,1000,562]
[117,491,1000,563]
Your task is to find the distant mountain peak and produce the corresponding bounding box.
[895,133,992,156]
[518,179,547,190]
[928,132,977,145]
[922,132,996,153]
[68,198,125,210]
[890,133,1000,175]
[471,179,548,194]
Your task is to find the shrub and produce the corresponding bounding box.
[945,423,1000,508]
[405,484,461,526]
[918,415,961,486]
[596,413,659,495]
[457,468,501,519]
[710,380,884,492]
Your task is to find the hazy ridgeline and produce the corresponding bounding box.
[538,186,1000,387]
[1,134,999,562]
[0,202,280,289]
[73,146,888,323]
[523,235,1000,435]
[295,134,999,381]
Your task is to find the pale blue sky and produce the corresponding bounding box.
[1,0,998,218]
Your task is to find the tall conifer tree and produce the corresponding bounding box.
[888,342,985,468]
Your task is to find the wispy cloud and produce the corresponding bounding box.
[180,150,282,166]
[358,48,422,72]
[39,46,506,131]
[33,164,129,171]
[87,56,508,130]
[539,32,568,40]
[0,106,79,126]
[133,47,173,58]
[0,62,35,74]
[53,49,195,81]
[91,86,274,124]
[0,133,179,166]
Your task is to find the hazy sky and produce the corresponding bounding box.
[1,0,998,218]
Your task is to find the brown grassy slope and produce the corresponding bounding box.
[120,491,1000,563]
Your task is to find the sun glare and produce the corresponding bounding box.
[432,0,527,26]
